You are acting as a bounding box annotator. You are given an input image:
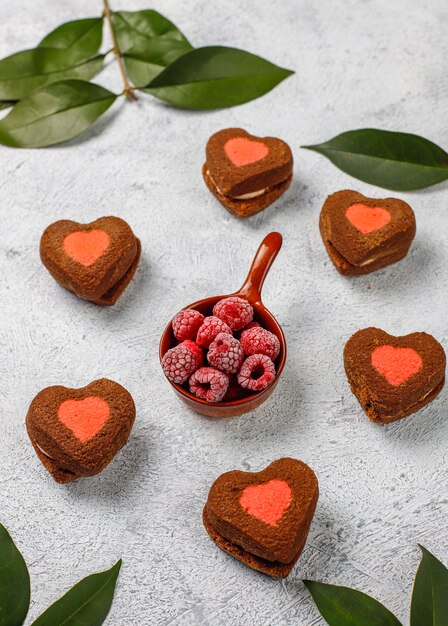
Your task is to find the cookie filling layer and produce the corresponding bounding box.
[35,441,55,460]
[34,440,79,477]
[205,168,276,200]
[233,189,267,200]
[328,237,406,268]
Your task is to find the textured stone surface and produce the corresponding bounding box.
[1,0,447,624]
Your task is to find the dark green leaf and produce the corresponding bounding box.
[123,39,192,86]
[302,128,448,191]
[0,101,15,110]
[111,9,192,85]
[38,18,103,62]
[112,10,191,54]
[31,560,121,626]
[144,46,293,109]
[0,48,105,100]
[411,545,448,626]
[0,80,117,148]
[0,524,30,626]
[304,580,402,626]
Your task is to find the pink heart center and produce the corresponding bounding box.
[58,396,110,443]
[63,229,110,267]
[371,345,423,386]
[345,203,391,234]
[224,137,269,167]
[240,479,292,526]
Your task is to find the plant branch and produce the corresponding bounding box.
[102,0,137,100]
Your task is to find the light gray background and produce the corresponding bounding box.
[1,0,447,624]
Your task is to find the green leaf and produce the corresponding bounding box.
[304,580,402,626]
[410,545,448,626]
[0,48,105,100]
[0,80,117,148]
[0,524,30,626]
[123,39,192,86]
[31,560,121,626]
[0,101,15,110]
[38,18,103,62]
[144,46,293,109]
[302,128,448,191]
[112,10,191,54]
[111,9,193,84]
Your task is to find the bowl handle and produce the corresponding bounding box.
[237,232,283,304]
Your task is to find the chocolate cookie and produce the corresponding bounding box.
[319,190,416,275]
[40,216,141,305]
[203,128,293,218]
[203,458,318,578]
[344,328,446,423]
[26,378,136,483]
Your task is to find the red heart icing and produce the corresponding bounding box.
[239,479,292,526]
[63,229,110,267]
[58,396,110,443]
[224,137,269,167]
[371,345,423,386]
[346,203,391,234]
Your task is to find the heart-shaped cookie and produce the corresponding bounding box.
[203,458,319,578]
[26,378,136,483]
[40,216,141,305]
[203,128,293,218]
[319,190,416,275]
[344,328,445,423]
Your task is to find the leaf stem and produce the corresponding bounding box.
[102,0,137,101]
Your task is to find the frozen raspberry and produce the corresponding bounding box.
[196,316,232,348]
[162,344,200,384]
[189,367,230,402]
[172,309,204,341]
[179,340,203,367]
[241,327,280,360]
[237,354,276,392]
[208,333,244,374]
[213,297,254,331]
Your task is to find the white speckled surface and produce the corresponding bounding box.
[1,0,447,624]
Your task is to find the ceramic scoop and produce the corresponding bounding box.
[159,232,286,417]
